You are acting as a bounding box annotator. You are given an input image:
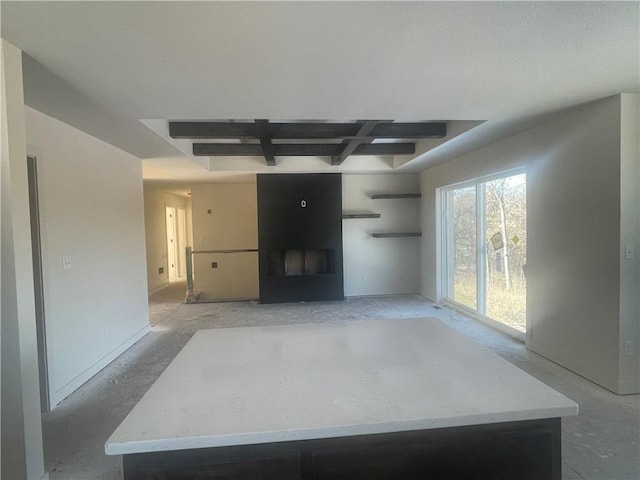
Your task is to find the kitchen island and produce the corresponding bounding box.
[106,317,578,479]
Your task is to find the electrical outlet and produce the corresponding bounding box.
[625,243,634,259]
[159,267,164,274]
[212,262,218,268]
[624,341,634,356]
[62,255,72,270]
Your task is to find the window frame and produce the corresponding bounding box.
[437,167,526,341]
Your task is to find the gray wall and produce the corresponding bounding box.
[1,39,46,480]
[526,96,621,393]
[420,95,639,394]
[343,174,421,296]
[25,106,150,407]
[619,93,640,393]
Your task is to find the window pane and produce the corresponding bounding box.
[452,186,476,309]
[484,174,526,332]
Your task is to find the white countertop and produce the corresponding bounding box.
[105,317,577,455]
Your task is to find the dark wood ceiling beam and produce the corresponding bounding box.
[372,122,446,138]
[353,143,415,155]
[332,121,378,166]
[172,121,447,139]
[171,122,361,139]
[268,123,361,139]
[193,144,263,156]
[169,122,257,139]
[193,142,415,157]
[255,119,275,166]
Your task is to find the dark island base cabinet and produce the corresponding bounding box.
[122,418,561,480]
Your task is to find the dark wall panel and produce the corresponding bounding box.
[257,174,343,303]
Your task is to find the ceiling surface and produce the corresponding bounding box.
[2,1,638,181]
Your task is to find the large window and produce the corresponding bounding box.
[442,171,526,334]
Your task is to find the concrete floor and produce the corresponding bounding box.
[43,282,639,479]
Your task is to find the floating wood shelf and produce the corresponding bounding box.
[342,212,381,219]
[370,193,422,199]
[371,232,422,238]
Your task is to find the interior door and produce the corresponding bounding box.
[176,208,187,278]
[166,206,178,281]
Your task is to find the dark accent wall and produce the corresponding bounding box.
[257,173,344,303]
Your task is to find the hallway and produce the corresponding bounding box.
[42,283,639,479]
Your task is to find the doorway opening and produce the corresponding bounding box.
[165,206,187,281]
[440,170,527,336]
[27,155,50,412]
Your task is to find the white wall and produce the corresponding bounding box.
[619,93,640,393]
[526,96,622,393]
[25,107,150,407]
[343,174,421,296]
[420,95,638,394]
[143,186,190,293]
[1,39,46,480]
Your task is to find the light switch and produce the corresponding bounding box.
[63,255,72,270]
[625,242,634,259]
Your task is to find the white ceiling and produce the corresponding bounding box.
[2,1,638,181]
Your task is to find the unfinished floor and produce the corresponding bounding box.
[42,282,639,480]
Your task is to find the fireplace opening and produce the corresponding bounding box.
[267,249,335,276]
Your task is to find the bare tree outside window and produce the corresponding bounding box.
[452,186,476,310]
[485,175,526,330]
[444,173,526,332]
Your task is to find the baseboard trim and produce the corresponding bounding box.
[442,299,525,343]
[617,379,640,395]
[344,292,420,299]
[416,293,437,303]
[527,340,624,394]
[49,324,151,407]
[148,282,170,296]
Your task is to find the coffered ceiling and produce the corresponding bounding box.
[1,1,638,181]
[171,120,447,166]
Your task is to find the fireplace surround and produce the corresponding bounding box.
[257,173,344,303]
